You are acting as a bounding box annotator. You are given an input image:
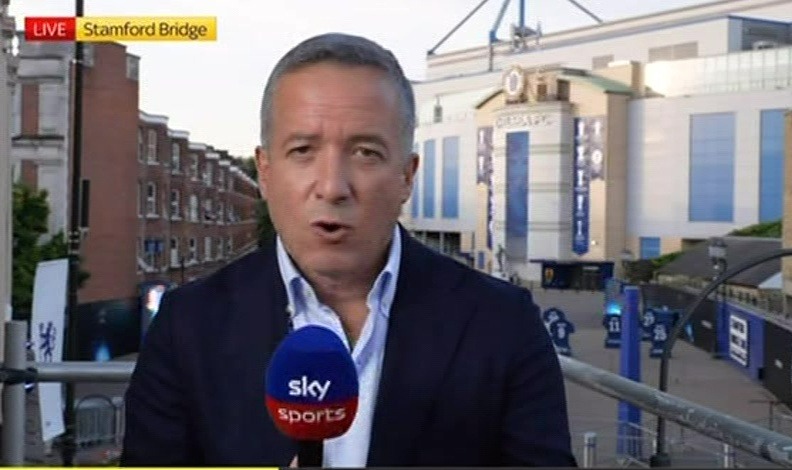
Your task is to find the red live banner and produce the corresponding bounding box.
[25,17,77,41]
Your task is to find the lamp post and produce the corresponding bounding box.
[709,237,728,283]
[61,0,85,465]
[652,238,743,468]
[709,238,728,304]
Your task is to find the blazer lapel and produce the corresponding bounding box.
[221,240,295,463]
[367,230,476,466]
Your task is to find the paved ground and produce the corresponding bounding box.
[531,288,789,467]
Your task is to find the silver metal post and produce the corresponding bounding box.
[583,432,597,468]
[722,443,736,468]
[2,320,28,465]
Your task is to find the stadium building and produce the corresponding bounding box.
[401,0,792,289]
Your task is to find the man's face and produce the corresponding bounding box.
[256,62,418,280]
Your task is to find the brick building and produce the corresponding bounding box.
[11,38,259,304]
[136,112,259,288]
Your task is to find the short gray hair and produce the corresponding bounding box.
[259,33,415,154]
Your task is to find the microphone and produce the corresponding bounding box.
[265,325,359,467]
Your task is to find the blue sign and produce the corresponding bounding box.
[603,313,621,348]
[572,118,590,255]
[648,309,676,358]
[641,309,656,341]
[549,317,576,356]
[542,307,566,329]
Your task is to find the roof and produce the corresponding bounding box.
[427,0,789,64]
[657,236,781,287]
[416,87,497,126]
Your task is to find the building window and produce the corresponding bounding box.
[640,237,662,259]
[203,199,213,223]
[147,129,157,163]
[190,154,199,179]
[126,55,139,81]
[423,140,436,218]
[137,180,143,217]
[218,201,225,224]
[188,237,197,263]
[170,238,180,268]
[442,136,460,219]
[204,163,213,187]
[759,109,785,222]
[226,236,233,255]
[218,168,225,188]
[204,236,213,261]
[506,131,529,261]
[170,189,180,219]
[189,194,198,222]
[137,129,144,162]
[689,113,735,222]
[216,237,224,259]
[146,182,157,216]
[171,143,181,171]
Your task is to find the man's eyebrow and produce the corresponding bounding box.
[281,133,319,148]
[348,134,390,151]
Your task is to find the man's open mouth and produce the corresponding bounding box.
[312,221,349,234]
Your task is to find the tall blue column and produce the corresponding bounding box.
[618,286,643,458]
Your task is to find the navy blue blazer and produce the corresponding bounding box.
[121,228,577,467]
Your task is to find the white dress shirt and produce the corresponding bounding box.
[275,226,402,467]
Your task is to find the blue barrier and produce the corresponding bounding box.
[617,286,643,459]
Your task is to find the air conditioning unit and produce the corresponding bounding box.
[753,40,778,50]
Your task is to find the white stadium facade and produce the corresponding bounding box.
[400,0,792,289]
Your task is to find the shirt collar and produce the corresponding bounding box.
[276,225,402,319]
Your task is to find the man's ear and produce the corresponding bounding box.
[400,153,419,203]
[255,145,269,200]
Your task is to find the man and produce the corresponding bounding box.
[121,33,576,467]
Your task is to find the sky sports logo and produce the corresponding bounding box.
[268,376,356,428]
[24,16,217,42]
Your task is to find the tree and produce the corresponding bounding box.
[234,156,258,181]
[255,200,276,248]
[11,183,89,321]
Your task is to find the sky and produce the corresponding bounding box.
[8,0,712,157]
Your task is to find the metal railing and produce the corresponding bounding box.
[4,319,792,467]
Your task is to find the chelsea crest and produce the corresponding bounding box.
[503,65,526,103]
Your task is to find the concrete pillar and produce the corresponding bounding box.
[0,0,16,361]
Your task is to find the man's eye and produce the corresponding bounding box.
[288,146,311,157]
[355,148,383,159]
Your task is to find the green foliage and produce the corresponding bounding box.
[728,219,782,238]
[651,250,683,269]
[11,183,89,320]
[255,200,276,247]
[234,156,258,181]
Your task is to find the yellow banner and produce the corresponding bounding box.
[75,16,217,41]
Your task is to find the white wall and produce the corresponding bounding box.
[406,117,477,234]
[627,88,792,239]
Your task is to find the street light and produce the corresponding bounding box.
[709,237,728,281]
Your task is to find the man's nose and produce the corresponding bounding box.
[315,151,352,203]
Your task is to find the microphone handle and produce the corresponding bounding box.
[298,440,323,467]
